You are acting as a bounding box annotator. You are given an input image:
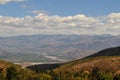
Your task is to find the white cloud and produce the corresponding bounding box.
[31,10,47,15]
[0,0,25,4]
[0,13,120,37]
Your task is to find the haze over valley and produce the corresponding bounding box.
[0,34,120,63]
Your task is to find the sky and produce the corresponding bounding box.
[0,0,120,37]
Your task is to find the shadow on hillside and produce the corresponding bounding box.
[27,63,63,73]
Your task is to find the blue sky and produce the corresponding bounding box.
[0,0,120,37]
[0,0,120,17]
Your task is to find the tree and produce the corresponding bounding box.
[89,67,101,80]
[37,73,52,80]
[99,72,113,80]
[0,68,6,80]
[6,66,19,80]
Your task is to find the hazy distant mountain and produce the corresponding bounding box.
[0,35,120,62]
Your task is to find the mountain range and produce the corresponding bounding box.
[0,35,120,62]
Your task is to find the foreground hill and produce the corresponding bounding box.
[26,56,120,80]
[51,56,120,80]
[1,57,120,80]
[54,56,120,73]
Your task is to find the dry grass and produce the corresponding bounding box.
[54,56,120,73]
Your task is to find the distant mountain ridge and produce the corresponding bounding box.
[0,34,120,62]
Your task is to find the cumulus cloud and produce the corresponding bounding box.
[0,13,120,37]
[0,0,25,4]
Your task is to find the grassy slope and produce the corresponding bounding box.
[0,60,17,68]
[54,56,120,74]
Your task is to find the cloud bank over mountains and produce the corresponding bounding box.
[0,13,120,37]
[0,0,25,4]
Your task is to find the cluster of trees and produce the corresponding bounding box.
[1,66,120,80]
[0,66,51,80]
